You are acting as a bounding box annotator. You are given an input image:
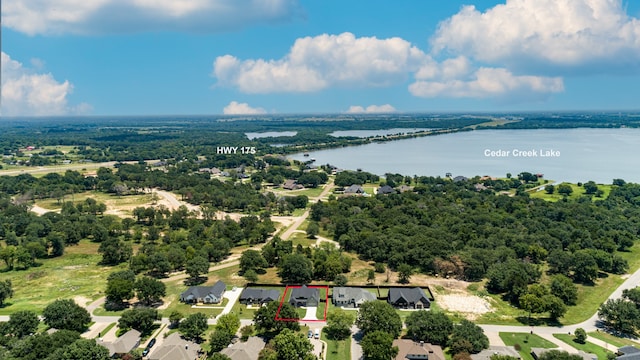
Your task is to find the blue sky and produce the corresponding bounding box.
[2,0,640,116]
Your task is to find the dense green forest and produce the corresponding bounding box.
[310,177,640,312]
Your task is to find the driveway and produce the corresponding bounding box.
[302,306,318,320]
[215,287,243,321]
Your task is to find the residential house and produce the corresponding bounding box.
[239,288,281,305]
[220,336,267,360]
[474,184,488,191]
[289,285,320,307]
[388,287,430,309]
[180,280,226,304]
[398,185,413,193]
[283,179,303,190]
[99,329,141,358]
[453,176,468,182]
[344,184,365,195]
[377,185,396,195]
[332,287,376,308]
[617,346,640,360]
[472,346,521,360]
[393,340,445,360]
[148,332,203,360]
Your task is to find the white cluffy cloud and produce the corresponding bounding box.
[431,0,640,72]
[2,0,301,35]
[223,101,267,115]
[1,52,91,116]
[213,32,565,101]
[346,104,397,113]
[213,32,428,93]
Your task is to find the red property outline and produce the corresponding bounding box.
[275,285,329,322]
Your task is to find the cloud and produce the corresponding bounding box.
[431,0,640,73]
[409,67,564,100]
[346,104,397,114]
[2,0,302,35]
[223,101,267,115]
[213,32,428,93]
[1,52,91,116]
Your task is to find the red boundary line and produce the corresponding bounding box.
[275,285,329,322]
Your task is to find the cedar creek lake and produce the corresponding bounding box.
[287,128,640,184]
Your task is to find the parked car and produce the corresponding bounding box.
[308,329,313,338]
[314,329,320,339]
[142,338,157,356]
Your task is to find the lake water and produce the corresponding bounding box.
[245,131,297,139]
[329,128,430,138]
[289,128,640,183]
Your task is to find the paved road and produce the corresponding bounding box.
[351,325,364,360]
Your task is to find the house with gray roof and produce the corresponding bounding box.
[388,287,430,309]
[180,280,226,304]
[99,329,141,358]
[377,185,396,195]
[531,348,597,360]
[239,288,281,305]
[220,336,266,360]
[472,346,521,360]
[332,287,376,308]
[617,346,640,360]
[148,332,202,360]
[289,285,320,307]
[344,184,366,195]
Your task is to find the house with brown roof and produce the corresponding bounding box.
[472,346,521,360]
[220,336,267,360]
[148,332,203,360]
[393,340,445,360]
[283,179,303,190]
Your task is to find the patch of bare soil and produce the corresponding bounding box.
[437,294,493,319]
[74,296,92,307]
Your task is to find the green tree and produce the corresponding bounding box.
[405,311,453,345]
[58,338,110,360]
[279,253,313,284]
[105,278,135,309]
[185,256,209,284]
[97,237,132,265]
[622,287,640,307]
[135,276,166,306]
[572,251,599,284]
[334,274,348,286]
[8,310,40,337]
[179,313,208,341]
[240,250,268,274]
[240,325,254,341]
[598,298,640,335]
[210,354,232,360]
[306,221,319,239]
[367,269,376,284]
[356,301,402,338]
[209,329,233,353]
[216,313,241,336]
[544,295,567,320]
[397,263,413,284]
[583,181,598,195]
[254,301,300,333]
[361,330,399,360]
[271,328,315,360]
[118,308,159,336]
[574,328,587,344]
[449,320,489,354]
[325,308,355,340]
[42,299,91,333]
[545,184,555,194]
[550,275,578,305]
[169,311,183,328]
[0,280,13,307]
[557,184,573,196]
[244,269,259,282]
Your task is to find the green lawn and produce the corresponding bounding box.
[322,331,351,360]
[554,334,613,360]
[0,240,125,315]
[588,331,640,349]
[529,183,612,202]
[316,288,328,320]
[499,332,558,360]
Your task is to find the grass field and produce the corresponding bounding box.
[35,191,153,212]
[499,332,558,360]
[0,240,125,315]
[322,331,351,360]
[588,331,640,349]
[554,333,613,360]
[529,183,612,202]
